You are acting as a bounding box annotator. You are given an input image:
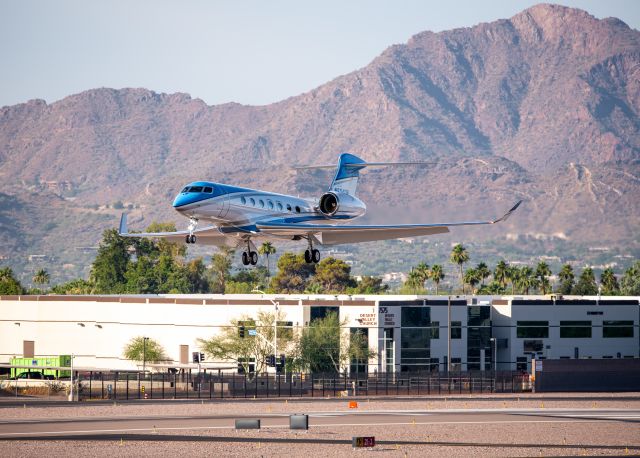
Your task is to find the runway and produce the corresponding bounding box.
[1,408,638,439]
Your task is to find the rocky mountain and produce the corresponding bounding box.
[1,4,639,281]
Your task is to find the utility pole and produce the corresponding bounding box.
[447,295,451,374]
[143,337,149,373]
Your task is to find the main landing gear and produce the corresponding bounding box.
[241,241,258,266]
[304,238,321,264]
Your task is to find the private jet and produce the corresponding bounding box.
[119,153,521,266]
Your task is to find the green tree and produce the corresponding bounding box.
[185,258,209,293]
[507,265,520,295]
[258,242,276,275]
[270,252,316,293]
[600,268,619,295]
[494,260,509,289]
[208,247,234,293]
[0,267,24,295]
[403,268,425,294]
[145,222,186,260]
[294,311,375,374]
[310,257,356,293]
[476,262,491,287]
[90,229,130,293]
[535,262,552,295]
[620,261,640,295]
[463,268,481,294]
[478,281,506,295]
[450,244,469,293]
[349,276,388,294]
[517,266,539,295]
[198,310,292,378]
[123,336,169,366]
[573,267,598,295]
[557,264,575,295]
[430,264,445,295]
[32,268,50,287]
[415,262,430,290]
[50,279,94,295]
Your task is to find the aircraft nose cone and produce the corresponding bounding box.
[173,194,188,208]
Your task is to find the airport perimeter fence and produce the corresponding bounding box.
[68,370,531,401]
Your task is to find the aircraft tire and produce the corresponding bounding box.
[185,234,191,244]
[250,251,258,265]
[190,234,196,244]
[312,249,321,263]
[304,249,312,264]
[242,252,249,265]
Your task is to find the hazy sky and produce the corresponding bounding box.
[1,0,638,108]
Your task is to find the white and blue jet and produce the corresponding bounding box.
[119,153,521,266]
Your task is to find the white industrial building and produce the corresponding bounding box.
[0,294,637,374]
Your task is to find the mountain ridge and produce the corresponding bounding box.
[1,4,639,280]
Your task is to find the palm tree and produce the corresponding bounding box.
[600,268,619,295]
[535,261,552,294]
[32,268,50,287]
[507,266,520,295]
[494,260,509,289]
[415,262,430,291]
[476,262,491,287]
[258,242,276,275]
[430,264,445,295]
[463,268,481,294]
[558,264,575,295]
[450,244,469,293]
[406,269,423,293]
[518,266,539,295]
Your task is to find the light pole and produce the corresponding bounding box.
[142,337,149,373]
[252,289,280,377]
[489,337,496,390]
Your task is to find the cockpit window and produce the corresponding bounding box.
[203,186,213,193]
[182,187,189,193]
[189,186,203,193]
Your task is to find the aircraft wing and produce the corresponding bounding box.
[256,201,522,246]
[118,214,232,247]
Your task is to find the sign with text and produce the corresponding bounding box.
[352,436,375,448]
[357,312,377,326]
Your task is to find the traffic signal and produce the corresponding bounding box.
[239,325,245,338]
[192,352,200,363]
[266,355,275,367]
[200,352,205,362]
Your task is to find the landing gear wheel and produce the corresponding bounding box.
[304,249,312,264]
[185,234,191,244]
[312,248,321,263]
[189,234,196,244]
[249,251,258,266]
[242,252,250,266]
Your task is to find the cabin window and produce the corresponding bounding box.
[189,186,203,193]
[268,200,274,210]
[241,197,246,205]
[277,202,283,211]
[295,206,301,213]
[286,204,292,211]
[250,198,255,206]
[259,199,265,208]
[203,186,213,193]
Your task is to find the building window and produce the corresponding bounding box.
[516,356,528,372]
[523,340,543,353]
[587,311,603,315]
[350,328,369,375]
[451,321,462,339]
[401,306,430,327]
[560,321,591,338]
[430,321,440,339]
[603,320,634,338]
[467,306,491,370]
[516,321,549,338]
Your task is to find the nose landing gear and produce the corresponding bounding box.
[185,218,198,244]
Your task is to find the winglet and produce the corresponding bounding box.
[492,201,522,224]
[119,213,128,235]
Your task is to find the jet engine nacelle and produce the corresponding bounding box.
[318,192,366,219]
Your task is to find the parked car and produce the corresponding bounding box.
[10,371,54,380]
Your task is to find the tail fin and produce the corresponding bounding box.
[329,153,367,196]
[293,152,433,197]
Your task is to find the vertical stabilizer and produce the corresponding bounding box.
[329,153,366,196]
